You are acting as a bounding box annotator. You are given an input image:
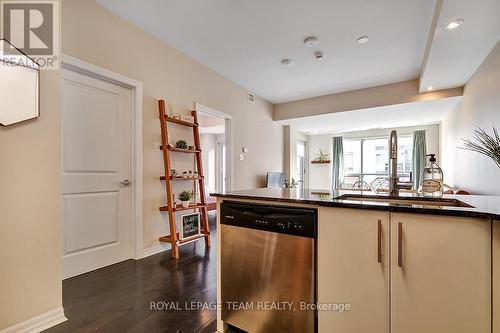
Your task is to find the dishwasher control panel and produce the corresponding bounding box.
[220,201,317,238]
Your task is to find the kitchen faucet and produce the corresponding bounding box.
[389,130,413,196]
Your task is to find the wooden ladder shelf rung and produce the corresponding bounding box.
[159,203,207,212]
[159,175,205,181]
[157,99,212,259]
[165,116,199,127]
[160,145,201,153]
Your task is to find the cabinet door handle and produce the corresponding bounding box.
[377,219,382,263]
[397,222,403,267]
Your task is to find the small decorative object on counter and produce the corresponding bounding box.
[175,139,188,149]
[284,178,302,188]
[188,145,195,150]
[182,171,189,179]
[182,115,194,123]
[312,149,331,164]
[178,190,193,208]
[461,127,500,169]
[193,171,198,178]
[171,169,178,177]
[421,154,444,197]
[188,170,193,178]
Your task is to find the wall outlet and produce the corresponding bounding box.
[242,147,249,153]
[239,153,245,161]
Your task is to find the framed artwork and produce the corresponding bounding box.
[179,212,201,240]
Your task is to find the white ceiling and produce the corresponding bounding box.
[420,0,500,92]
[199,125,225,134]
[95,0,436,103]
[277,97,461,135]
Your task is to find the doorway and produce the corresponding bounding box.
[296,140,307,192]
[197,106,230,208]
[61,56,143,279]
[216,142,226,192]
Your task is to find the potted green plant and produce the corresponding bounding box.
[461,127,500,168]
[175,139,188,149]
[178,190,193,208]
[312,149,330,163]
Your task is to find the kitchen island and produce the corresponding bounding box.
[212,188,500,333]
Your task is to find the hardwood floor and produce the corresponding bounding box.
[45,212,218,333]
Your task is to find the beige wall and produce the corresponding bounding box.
[274,79,463,121]
[0,70,62,329]
[61,0,283,250]
[441,41,500,195]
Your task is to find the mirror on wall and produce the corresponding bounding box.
[0,39,40,126]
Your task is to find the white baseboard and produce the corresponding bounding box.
[142,242,170,258]
[1,307,67,333]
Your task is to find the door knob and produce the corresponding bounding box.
[121,179,131,186]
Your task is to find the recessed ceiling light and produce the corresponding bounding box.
[315,51,324,61]
[446,19,464,30]
[304,36,319,47]
[356,36,369,44]
[427,86,434,91]
[281,58,293,67]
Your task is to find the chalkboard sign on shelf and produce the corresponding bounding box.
[180,212,201,240]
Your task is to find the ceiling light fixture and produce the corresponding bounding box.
[356,36,369,44]
[281,58,293,67]
[315,51,324,61]
[303,36,319,47]
[427,86,434,91]
[446,19,464,30]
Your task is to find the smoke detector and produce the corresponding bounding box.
[303,36,319,47]
[281,58,293,67]
[315,51,324,61]
[356,36,369,44]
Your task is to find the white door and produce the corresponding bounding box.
[62,69,133,279]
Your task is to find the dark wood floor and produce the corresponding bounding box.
[45,212,218,333]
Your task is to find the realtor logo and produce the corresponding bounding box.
[1,1,60,69]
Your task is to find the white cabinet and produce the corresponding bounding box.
[318,208,390,333]
[391,213,491,333]
[318,208,491,333]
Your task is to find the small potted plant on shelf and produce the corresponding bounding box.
[178,190,193,208]
[175,139,188,149]
[312,149,330,163]
[171,169,178,177]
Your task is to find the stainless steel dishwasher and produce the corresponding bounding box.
[220,201,317,333]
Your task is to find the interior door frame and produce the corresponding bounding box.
[195,102,233,192]
[216,141,226,192]
[61,54,144,260]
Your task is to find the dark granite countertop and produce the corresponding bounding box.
[211,188,500,220]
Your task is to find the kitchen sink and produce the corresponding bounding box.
[335,194,474,208]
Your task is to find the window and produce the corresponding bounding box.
[342,136,413,189]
